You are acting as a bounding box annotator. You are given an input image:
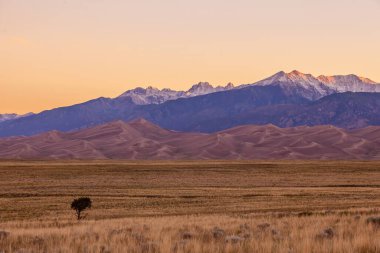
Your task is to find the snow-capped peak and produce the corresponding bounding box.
[287,70,317,83]
[251,70,331,100]
[118,82,236,105]
[317,74,377,85]
[257,70,321,86]
[225,82,235,89]
[256,70,378,87]
[186,82,215,96]
[251,70,380,100]
[118,86,184,105]
[359,77,377,84]
[316,74,379,92]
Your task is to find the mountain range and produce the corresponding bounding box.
[247,70,379,101]
[0,70,379,138]
[118,82,235,105]
[118,70,379,104]
[0,119,379,160]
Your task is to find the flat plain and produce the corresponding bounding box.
[0,161,379,252]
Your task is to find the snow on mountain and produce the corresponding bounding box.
[0,114,18,123]
[249,70,334,100]
[118,70,379,104]
[317,74,380,93]
[118,82,235,105]
[250,70,380,100]
[118,86,184,105]
[0,113,34,123]
[186,82,215,96]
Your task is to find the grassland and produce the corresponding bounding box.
[0,161,379,252]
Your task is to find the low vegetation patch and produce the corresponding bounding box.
[0,212,379,253]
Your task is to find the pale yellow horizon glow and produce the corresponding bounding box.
[1,0,380,114]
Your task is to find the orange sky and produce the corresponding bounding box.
[1,0,380,114]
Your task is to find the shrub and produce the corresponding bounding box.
[71,197,92,220]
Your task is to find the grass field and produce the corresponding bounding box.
[0,161,379,252]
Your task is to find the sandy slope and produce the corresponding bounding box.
[0,119,379,160]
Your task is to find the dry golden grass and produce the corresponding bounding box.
[1,211,380,253]
[0,161,379,252]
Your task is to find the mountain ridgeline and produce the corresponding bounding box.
[0,71,379,137]
[0,113,34,123]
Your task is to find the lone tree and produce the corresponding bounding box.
[71,197,92,220]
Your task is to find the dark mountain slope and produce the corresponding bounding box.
[134,92,380,132]
[0,97,137,137]
[279,92,380,129]
[130,84,309,132]
[0,85,308,137]
[0,86,379,137]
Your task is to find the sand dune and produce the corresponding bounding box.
[0,119,379,160]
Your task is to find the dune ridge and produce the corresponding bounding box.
[0,119,379,160]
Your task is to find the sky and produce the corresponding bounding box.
[1,0,380,114]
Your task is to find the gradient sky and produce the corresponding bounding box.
[1,0,380,114]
